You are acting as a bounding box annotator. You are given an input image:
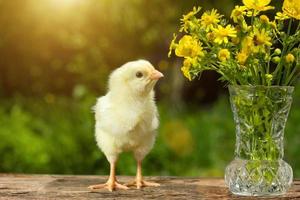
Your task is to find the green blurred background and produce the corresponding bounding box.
[0,0,299,177]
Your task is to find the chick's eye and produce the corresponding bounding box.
[136,71,143,78]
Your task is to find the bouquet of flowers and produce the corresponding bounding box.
[168,0,300,86]
[169,0,300,196]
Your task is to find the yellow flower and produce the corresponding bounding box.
[181,57,197,80]
[236,51,249,65]
[243,0,274,11]
[232,37,240,45]
[241,36,255,54]
[218,49,230,62]
[250,28,272,53]
[231,6,247,23]
[252,29,272,46]
[275,12,290,20]
[182,6,201,22]
[206,32,215,41]
[283,0,300,20]
[181,65,191,81]
[180,7,201,32]
[285,53,295,63]
[260,15,269,23]
[212,25,237,44]
[175,35,204,58]
[168,34,177,57]
[200,9,222,31]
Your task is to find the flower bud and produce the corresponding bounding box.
[231,37,240,45]
[206,32,215,41]
[265,73,273,85]
[272,56,281,63]
[274,48,281,55]
[264,55,270,61]
[260,15,269,23]
[218,49,230,62]
[270,21,277,29]
[265,74,273,81]
[285,53,295,63]
[280,32,286,37]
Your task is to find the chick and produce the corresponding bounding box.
[88,60,164,191]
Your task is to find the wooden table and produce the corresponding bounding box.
[0,175,299,199]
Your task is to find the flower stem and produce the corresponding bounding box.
[275,19,293,85]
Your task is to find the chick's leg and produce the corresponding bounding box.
[127,160,160,189]
[88,161,128,191]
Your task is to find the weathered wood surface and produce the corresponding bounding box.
[0,175,299,200]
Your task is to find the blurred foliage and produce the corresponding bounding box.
[0,0,299,177]
[0,0,179,95]
[0,87,300,176]
[0,0,240,97]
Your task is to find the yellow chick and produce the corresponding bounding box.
[89,60,164,191]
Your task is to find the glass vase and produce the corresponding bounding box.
[225,85,294,196]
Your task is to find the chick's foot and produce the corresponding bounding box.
[126,179,160,189]
[88,181,129,192]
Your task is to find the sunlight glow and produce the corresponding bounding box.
[50,0,81,9]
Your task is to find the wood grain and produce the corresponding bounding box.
[0,174,299,199]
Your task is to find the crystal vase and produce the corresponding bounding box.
[225,85,294,196]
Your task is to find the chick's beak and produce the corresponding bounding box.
[150,70,164,80]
